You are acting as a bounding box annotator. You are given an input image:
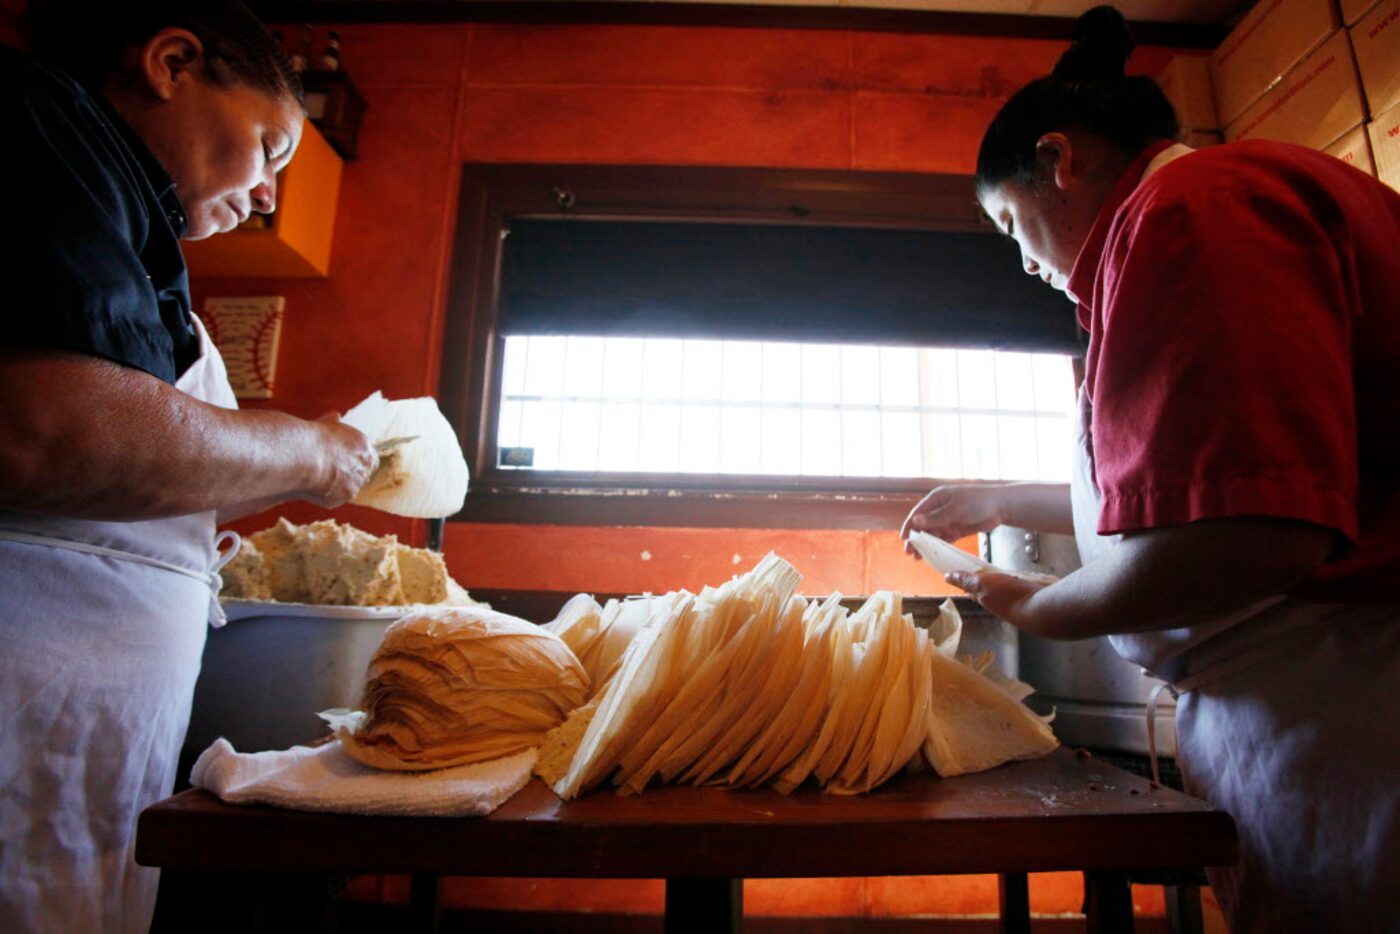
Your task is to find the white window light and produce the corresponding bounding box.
[497,334,1075,482]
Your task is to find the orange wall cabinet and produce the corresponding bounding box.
[183,121,343,278]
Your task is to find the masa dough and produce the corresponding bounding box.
[220,518,480,608]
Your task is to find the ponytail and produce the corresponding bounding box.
[975,6,1178,194]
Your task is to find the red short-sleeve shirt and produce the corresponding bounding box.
[1067,140,1400,602]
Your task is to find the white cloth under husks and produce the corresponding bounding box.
[191,740,535,817]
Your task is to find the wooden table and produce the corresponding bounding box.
[137,748,1235,933]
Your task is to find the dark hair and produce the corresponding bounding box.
[975,6,1178,194]
[24,0,302,106]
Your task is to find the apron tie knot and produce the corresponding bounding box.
[206,530,242,628]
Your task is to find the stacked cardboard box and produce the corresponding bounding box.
[1351,0,1400,188]
[1211,0,1342,130]
[1156,55,1224,147]
[1341,0,1383,23]
[1321,123,1377,172]
[1224,29,1367,149]
[1367,106,1400,190]
[1325,124,1378,172]
[1211,0,1383,181]
[1352,0,1400,113]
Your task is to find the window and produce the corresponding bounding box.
[497,335,1074,482]
[439,165,1082,528]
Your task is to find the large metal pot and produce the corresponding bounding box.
[985,527,1176,758]
[185,603,400,755]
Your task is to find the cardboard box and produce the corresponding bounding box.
[1157,55,1220,130]
[1351,0,1400,116]
[1225,29,1367,150]
[1367,102,1400,189]
[1210,0,1341,127]
[1323,122,1378,173]
[1341,0,1382,23]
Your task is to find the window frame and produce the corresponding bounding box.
[439,163,1079,529]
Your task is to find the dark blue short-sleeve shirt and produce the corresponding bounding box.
[1,45,199,384]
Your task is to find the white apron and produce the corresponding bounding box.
[1070,385,1400,934]
[0,315,238,934]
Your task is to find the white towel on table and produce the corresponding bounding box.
[190,738,536,817]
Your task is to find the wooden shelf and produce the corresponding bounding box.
[183,120,343,278]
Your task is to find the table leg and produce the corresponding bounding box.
[998,872,1031,934]
[1165,884,1204,934]
[665,877,742,934]
[408,874,442,934]
[1083,870,1134,934]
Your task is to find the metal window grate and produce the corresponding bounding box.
[497,335,1075,481]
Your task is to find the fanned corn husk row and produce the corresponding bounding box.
[537,553,1057,800]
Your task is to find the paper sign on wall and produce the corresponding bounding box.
[202,296,286,399]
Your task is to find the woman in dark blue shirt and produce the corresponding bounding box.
[0,3,377,929]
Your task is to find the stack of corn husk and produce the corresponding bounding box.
[535,553,1057,799]
[325,606,588,771]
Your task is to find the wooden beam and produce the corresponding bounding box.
[249,2,1226,48]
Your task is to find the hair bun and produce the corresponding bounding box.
[1052,5,1134,81]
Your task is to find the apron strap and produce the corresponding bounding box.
[1145,678,1179,786]
[0,527,240,628]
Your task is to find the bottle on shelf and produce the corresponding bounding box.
[289,24,312,74]
[318,30,341,72]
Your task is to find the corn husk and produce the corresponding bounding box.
[535,554,1059,800]
[613,557,802,794]
[726,596,841,788]
[908,531,1059,585]
[921,648,1059,777]
[927,597,963,657]
[544,594,653,696]
[343,391,469,519]
[547,592,693,799]
[770,601,856,795]
[326,606,587,771]
[682,595,806,786]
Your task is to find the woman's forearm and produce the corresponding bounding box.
[1013,517,1338,639]
[0,351,373,520]
[993,483,1076,535]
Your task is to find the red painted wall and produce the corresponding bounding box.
[202,21,1175,602]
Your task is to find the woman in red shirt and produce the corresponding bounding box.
[902,7,1400,932]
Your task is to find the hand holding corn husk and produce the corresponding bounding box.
[341,391,469,519]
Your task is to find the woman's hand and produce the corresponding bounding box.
[900,483,1008,555]
[307,414,378,508]
[901,482,1076,556]
[944,570,1051,628]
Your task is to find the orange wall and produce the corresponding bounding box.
[200,21,1176,600]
